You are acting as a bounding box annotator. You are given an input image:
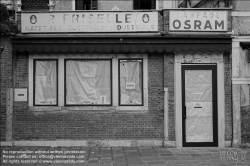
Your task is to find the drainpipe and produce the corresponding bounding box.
[164,88,169,146]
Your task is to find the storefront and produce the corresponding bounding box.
[7,9,232,147]
[164,9,232,147]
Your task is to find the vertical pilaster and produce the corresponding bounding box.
[232,84,241,146]
[72,0,75,10]
[6,88,13,141]
[232,41,242,147]
[164,88,169,141]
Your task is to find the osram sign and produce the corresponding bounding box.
[169,10,228,32]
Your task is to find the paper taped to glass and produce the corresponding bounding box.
[120,61,142,105]
[66,60,110,105]
[126,82,136,89]
[185,70,213,142]
[35,61,57,105]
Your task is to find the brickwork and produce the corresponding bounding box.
[53,0,72,10]
[148,54,164,113]
[163,10,169,32]
[12,53,164,140]
[241,105,250,144]
[13,52,29,88]
[0,36,13,141]
[158,12,163,32]
[224,53,233,141]
[13,110,164,140]
[164,53,175,141]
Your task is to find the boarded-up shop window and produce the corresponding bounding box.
[66,60,111,105]
[119,60,143,105]
[34,60,58,105]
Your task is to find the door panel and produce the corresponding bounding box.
[182,65,217,147]
[185,70,213,142]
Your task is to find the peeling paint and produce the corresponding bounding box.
[240,85,250,106]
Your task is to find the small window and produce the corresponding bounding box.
[119,59,143,106]
[76,0,98,10]
[134,0,156,9]
[34,60,58,106]
[21,0,49,10]
[65,60,111,105]
[178,0,230,8]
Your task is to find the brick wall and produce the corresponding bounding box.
[0,36,13,141]
[224,53,232,141]
[163,10,169,32]
[164,53,175,141]
[12,53,164,140]
[148,54,164,114]
[158,11,163,32]
[13,52,29,88]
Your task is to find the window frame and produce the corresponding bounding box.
[64,59,112,106]
[118,59,144,106]
[33,59,58,106]
[133,0,156,10]
[177,0,231,8]
[75,0,98,10]
[29,54,148,111]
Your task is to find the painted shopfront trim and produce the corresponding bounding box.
[175,52,225,148]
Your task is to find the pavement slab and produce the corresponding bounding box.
[140,152,158,157]
[159,153,175,157]
[161,156,180,160]
[141,157,162,162]
[127,157,144,164]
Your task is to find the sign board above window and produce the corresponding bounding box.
[21,11,158,33]
[169,10,228,32]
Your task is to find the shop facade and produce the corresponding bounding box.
[0,1,237,148]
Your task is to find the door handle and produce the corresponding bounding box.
[183,106,186,119]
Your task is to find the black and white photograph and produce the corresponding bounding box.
[0,0,249,165]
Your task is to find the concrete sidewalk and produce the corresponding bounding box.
[1,146,249,166]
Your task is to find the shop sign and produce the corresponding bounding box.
[15,88,27,102]
[169,10,228,31]
[21,12,158,33]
